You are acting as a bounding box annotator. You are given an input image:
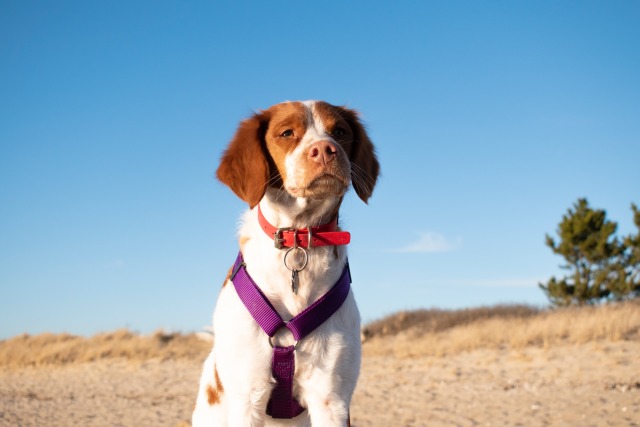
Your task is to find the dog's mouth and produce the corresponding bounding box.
[310,173,349,188]
[287,173,349,199]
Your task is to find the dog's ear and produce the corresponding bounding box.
[339,108,380,203]
[216,112,271,208]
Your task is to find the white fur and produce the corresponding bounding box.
[193,101,362,427]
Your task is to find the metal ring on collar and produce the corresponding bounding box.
[307,226,313,250]
[283,246,309,272]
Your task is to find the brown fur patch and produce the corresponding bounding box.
[206,364,224,405]
[263,101,308,184]
[206,384,220,405]
[215,365,224,393]
[216,113,271,208]
[333,106,379,203]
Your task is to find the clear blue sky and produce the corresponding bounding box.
[1,1,639,338]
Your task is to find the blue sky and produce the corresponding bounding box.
[1,1,639,339]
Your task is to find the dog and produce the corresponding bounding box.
[193,100,379,426]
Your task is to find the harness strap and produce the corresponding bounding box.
[230,252,352,419]
[267,345,305,417]
[286,263,351,340]
[231,254,285,337]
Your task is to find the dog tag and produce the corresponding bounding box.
[284,245,308,295]
[291,270,299,294]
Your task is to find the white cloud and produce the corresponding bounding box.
[393,232,462,253]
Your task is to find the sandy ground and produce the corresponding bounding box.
[1,342,639,427]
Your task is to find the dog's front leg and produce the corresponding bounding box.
[226,392,268,427]
[299,330,360,426]
[300,365,355,427]
[222,365,273,427]
[304,391,350,427]
[217,363,273,427]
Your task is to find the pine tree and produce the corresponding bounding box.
[539,198,624,306]
[613,203,640,299]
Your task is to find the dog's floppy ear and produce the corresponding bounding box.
[339,108,380,203]
[216,112,271,208]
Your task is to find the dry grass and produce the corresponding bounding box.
[362,304,540,339]
[0,329,211,369]
[364,300,640,358]
[2,301,639,368]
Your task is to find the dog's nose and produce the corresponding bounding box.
[308,140,337,165]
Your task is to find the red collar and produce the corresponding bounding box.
[257,206,351,249]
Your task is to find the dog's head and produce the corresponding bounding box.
[216,101,379,208]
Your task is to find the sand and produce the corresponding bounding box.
[353,342,639,426]
[1,342,639,427]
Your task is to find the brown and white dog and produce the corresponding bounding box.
[193,100,379,426]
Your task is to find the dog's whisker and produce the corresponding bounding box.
[350,163,374,194]
[249,173,283,203]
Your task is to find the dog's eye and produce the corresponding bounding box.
[280,129,294,138]
[333,127,347,138]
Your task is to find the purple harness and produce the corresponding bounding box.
[230,252,352,419]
